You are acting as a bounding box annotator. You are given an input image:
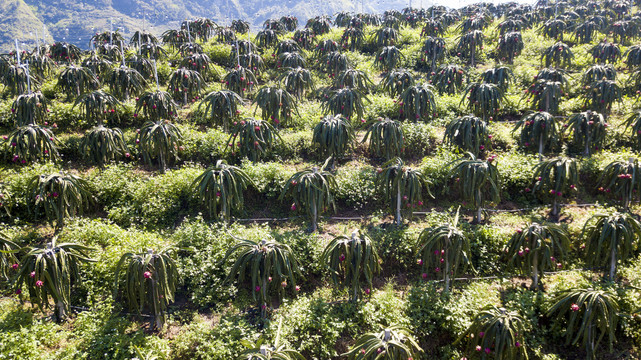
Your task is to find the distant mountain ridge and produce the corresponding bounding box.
[0,0,409,51]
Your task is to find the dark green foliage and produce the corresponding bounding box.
[480,66,512,92]
[232,20,250,34]
[623,44,641,68]
[456,30,484,66]
[548,288,621,359]
[198,90,243,131]
[275,40,300,56]
[0,233,18,281]
[277,52,305,68]
[567,111,608,156]
[380,69,415,97]
[279,67,314,99]
[340,27,364,51]
[421,36,446,70]
[322,87,368,122]
[541,42,573,68]
[307,16,332,35]
[114,249,178,330]
[2,65,36,96]
[224,66,257,97]
[374,46,404,72]
[223,236,302,312]
[417,209,472,292]
[505,222,570,289]
[192,160,253,221]
[363,118,404,160]
[15,238,94,321]
[27,172,92,229]
[57,66,100,99]
[315,39,340,58]
[461,82,504,121]
[450,154,500,222]
[334,69,373,93]
[81,51,113,75]
[582,64,616,86]
[255,29,280,48]
[399,84,436,122]
[590,41,621,64]
[322,229,381,301]
[11,91,48,127]
[540,19,566,40]
[139,43,168,60]
[227,118,282,162]
[373,27,399,47]
[293,28,315,50]
[136,91,178,121]
[513,112,560,156]
[5,124,59,163]
[312,114,354,160]
[623,110,641,149]
[129,31,159,46]
[527,78,565,114]
[181,53,214,78]
[444,115,490,157]
[168,67,205,104]
[106,66,146,100]
[582,212,641,280]
[49,42,82,63]
[573,20,602,44]
[598,159,641,209]
[532,157,579,216]
[584,79,621,114]
[343,326,422,359]
[497,31,524,64]
[280,166,337,231]
[610,20,637,44]
[457,306,528,360]
[375,157,430,225]
[80,125,128,167]
[73,90,120,126]
[432,64,465,95]
[137,120,182,172]
[322,52,350,75]
[253,86,298,127]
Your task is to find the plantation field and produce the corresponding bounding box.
[2,2,641,359]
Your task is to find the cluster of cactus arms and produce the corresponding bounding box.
[375,157,431,225]
[432,64,465,94]
[532,157,579,216]
[335,68,374,93]
[322,229,381,302]
[381,69,415,97]
[399,84,437,122]
[590,41,621,63]
[227,118,282,162]
[496,31,523,64]
[450,153,500,223]
[192,160,253,222]
[363,117,404,160]
[456,306,529,360]
[421,36,446,70]
[198,90,243,131]
[542,42,574,68]
[114,249,178,330]
[456,30,484,66]
[444,115,490,157]
[461,82,504,121]
[506,222,570,289]
[136,120,182,173]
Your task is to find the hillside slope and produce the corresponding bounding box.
[0,0,406,51]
